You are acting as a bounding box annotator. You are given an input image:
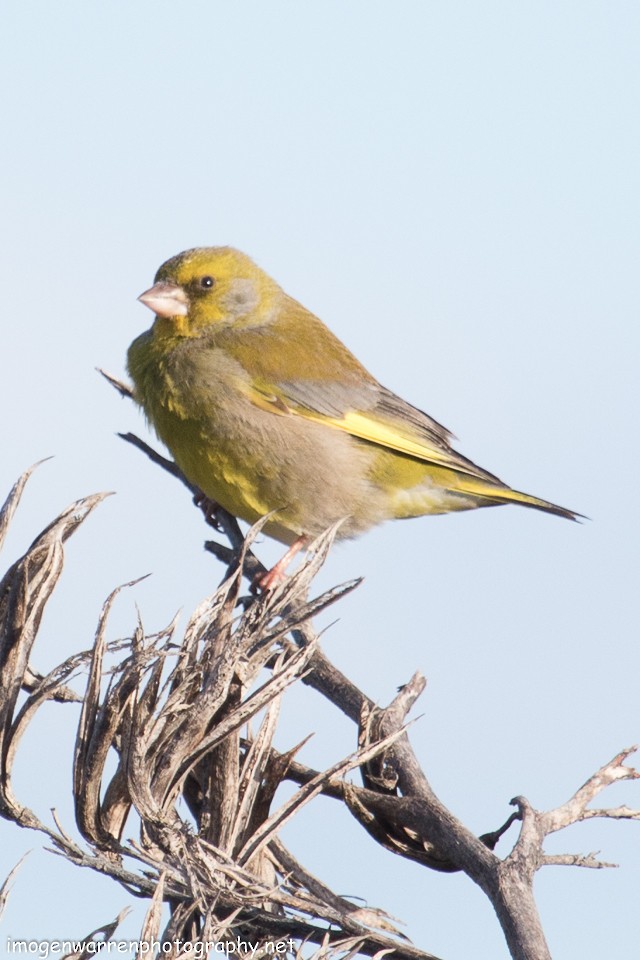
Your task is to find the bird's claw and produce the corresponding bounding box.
[249,534,309,594]
[193,490,224,531]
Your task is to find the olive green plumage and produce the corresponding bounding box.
[128,246,577,546]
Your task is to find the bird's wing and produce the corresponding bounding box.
[244,377,503,484]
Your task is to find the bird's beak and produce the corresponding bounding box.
[138,281,189,318]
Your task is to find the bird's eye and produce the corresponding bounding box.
[200,276,215,289]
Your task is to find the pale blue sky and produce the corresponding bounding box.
[1,2,638,958]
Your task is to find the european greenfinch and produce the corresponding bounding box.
[128,247,577,583]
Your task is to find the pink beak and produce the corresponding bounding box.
[138,281,189,318]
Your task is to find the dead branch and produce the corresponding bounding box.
[0,437,637,960]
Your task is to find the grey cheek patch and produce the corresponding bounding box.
[223,278,260,316]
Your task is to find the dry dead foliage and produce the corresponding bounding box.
[0,438,638,960]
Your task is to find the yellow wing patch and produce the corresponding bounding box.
[309,409,468,469]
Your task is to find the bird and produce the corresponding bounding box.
[128,246,578,588]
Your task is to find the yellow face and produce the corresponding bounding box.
[140,246,283,337]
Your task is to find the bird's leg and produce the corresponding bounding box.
[251,535,309,594]
[193,488,225,531]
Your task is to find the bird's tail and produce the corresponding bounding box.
[456,479,582,521]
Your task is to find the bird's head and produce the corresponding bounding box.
[138,246,282,336]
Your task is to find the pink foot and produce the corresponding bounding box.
[251,535,309,594]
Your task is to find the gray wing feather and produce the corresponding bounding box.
[273,378,503,484]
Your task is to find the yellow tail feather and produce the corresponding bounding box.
[457,480,581,521]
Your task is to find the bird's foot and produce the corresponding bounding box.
[251,535,309,594]
[193,489,224,531]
